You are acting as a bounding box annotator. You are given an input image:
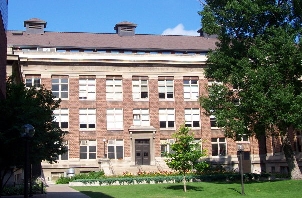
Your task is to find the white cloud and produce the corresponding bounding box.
[162,24,199,36]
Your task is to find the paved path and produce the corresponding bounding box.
[3,184,90,198]
[45,184,90,198]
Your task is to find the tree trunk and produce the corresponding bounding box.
[282,135,302,179]
[183,175,187,192]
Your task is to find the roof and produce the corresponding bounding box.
[7,31,218,52]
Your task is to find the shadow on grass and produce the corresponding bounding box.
[80,191,115,198]
[165,185,204,191]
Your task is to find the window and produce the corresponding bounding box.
[80,140,96,159]
[160,139,174,157]
[158,78,174,99]
[58,141,68,160]
[133,109,150,126]
[79,108,96,130]
[183,77,199,100]
[25,75,41,88]
[236,134,249,142]
[106,77,122,100]
[132,77,148,100]
[52,76,68,99]
[53,108,69,129]
[107,108,123,130]
[185,108,200,128]
[210,115,217,128]
[159,108,175,129]
[107,139,124,159]
[79,77,96,100]
[211,138,227,157]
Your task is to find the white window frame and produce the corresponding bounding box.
[25,75,41,88]
[58,141,68,160]
[53,108,69,129]
[79,78,96,100]
[51,77,69,99]
[106,108,123,130]
[80,140,97,160]
[159,108,175,129]
[185,108,200,128]
[79,108,96,130]
[210,115,218,129]
[158,79,174,100]
[133,109,150,126]
[236,134,249,142]
[107,139,124,159]
[160,139,175,157]
[211,138,227,157]
[183,78,199,100]
[106,78,123,101]
[132,78,148,100]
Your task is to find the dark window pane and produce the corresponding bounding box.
[160,121,166,128]
[61,84,68,91]
[212,144,218,156]
[211,138,217,142]
[141,92,148,98]
[116,146,123,159]
[61,79,68,83]
[191,80,198,84]
[183,80,189,84]
[167,93,173,98]
[52,79,59,83]
[26,79,32,87]
[159,93,165,98]
[34,79,40,87]
[61,151,68,160]
[193,121,200,127]
[61,122,68,128]
[89,146,96,152]
[185,124,191,127]
[89,153,96,159]
[219,143,226,156]
[168,121,174,127]
[52,92,59,98]
[80,146,87,152]
[80,153,86,159]
[108,146,115,152]
[108,153,115,159]
[88,124,95,128]
[80,124,87,128]
[52,85,59,91]
[54,122,59,128]
[61,92,68,98]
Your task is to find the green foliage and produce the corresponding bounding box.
[199,0,302,177]
[0,77,67,190]
[164,125,207,191]
[56,170,105,184]
[165,125,207,175]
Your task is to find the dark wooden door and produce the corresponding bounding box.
[135,139,150,165]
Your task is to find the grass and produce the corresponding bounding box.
[72,179,302,198]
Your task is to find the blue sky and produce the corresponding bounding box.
[8,0,203,36]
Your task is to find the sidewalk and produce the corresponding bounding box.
[45,184,90,198]
[3,184,90,198]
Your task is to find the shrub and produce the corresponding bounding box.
[56,170,105,184]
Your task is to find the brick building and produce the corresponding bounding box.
[7,18,292,182]
[0,0,7,99]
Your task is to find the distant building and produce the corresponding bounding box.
[0,0,7,99]
[7,18,291,182]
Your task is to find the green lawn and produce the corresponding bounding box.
[72,180,302,198]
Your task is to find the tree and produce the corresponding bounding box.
[0,77,67,192]
[199,0,302,179]
[165,125,207,192]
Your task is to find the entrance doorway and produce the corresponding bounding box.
[135,139,150,165]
